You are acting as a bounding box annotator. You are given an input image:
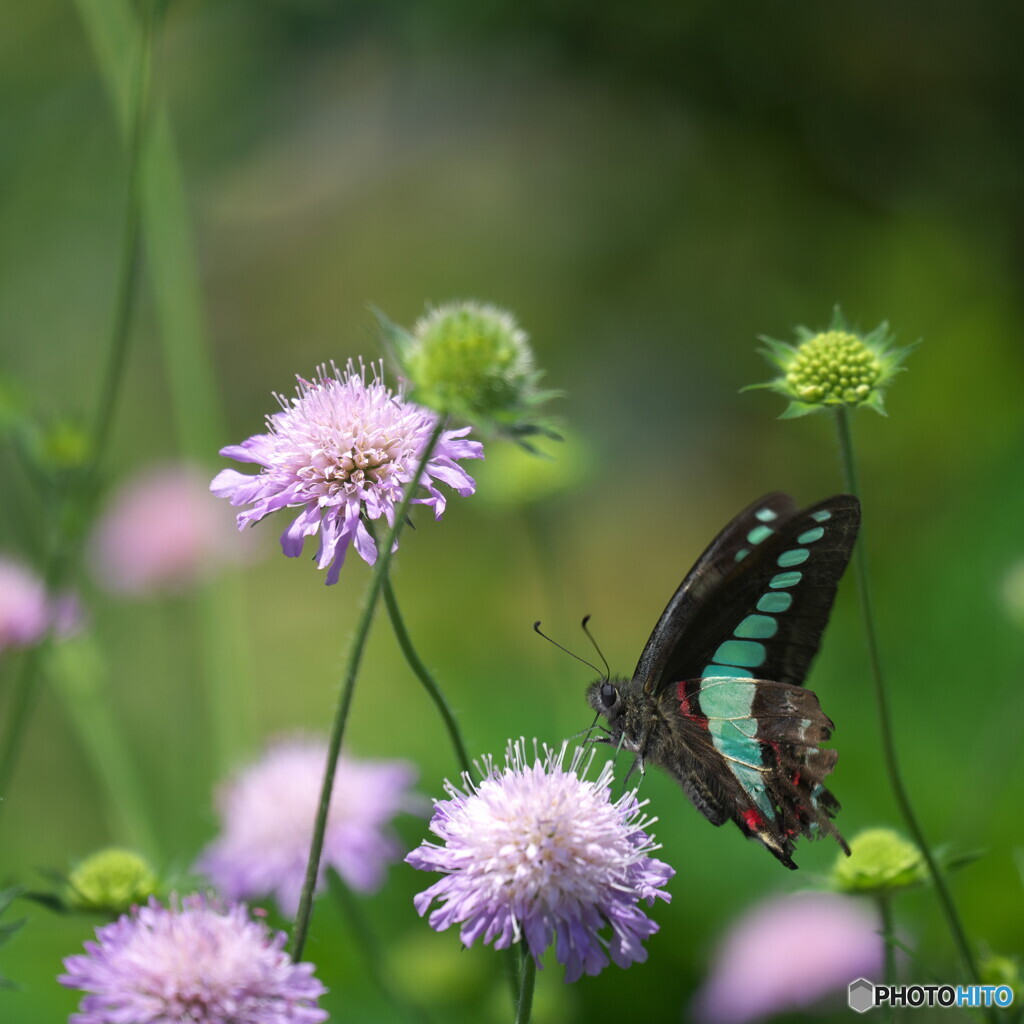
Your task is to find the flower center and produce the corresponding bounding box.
[299,435,406,499]
[785,330,882,405]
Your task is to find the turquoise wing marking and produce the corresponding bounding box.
[697,677,774,819]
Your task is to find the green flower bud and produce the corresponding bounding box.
[747,307,915,419]
[376,301,560,444]
[67,848,159,914]
[979,953,1020,990]
[830,828,926,894]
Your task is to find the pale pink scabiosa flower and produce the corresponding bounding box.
[406,740,674,983]
[0,555,74,653]
[89,461,253,595]
[211,361,483,584]
[691,892,884,1023]
[59,894,328,1024]
[196,738,417,916]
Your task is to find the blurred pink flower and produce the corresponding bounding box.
[89,462,252,594]
[196,737,418,916]
[692,892,884,1023]
[0,556,52,653]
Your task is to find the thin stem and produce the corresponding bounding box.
[289,420,446,961]
[0,647,47,800]
[380,573,473,779]
[89,2,152,468]
[326,871,431,1024]
[515,947,537,1024]
[834,406,980,983]
[47,636,160,858]
[77,0,249,774]
[877,895,896,1024]
[0,5,154,811]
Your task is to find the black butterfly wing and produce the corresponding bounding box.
[658,676,847,868]
[634,494,860,695]
[630,493,860,867]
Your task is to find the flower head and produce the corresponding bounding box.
[67,848,159,914]
[212,361,482,584]
[749,308,915,418]
[90,461,253,595]
[0,555,71,654]
[691,892,884,1024]
[196,738,417,916]
[377,302,559,443]
[406,740,673,983]
[0,556,50,652]
[60,894,327,1024]
[829,827,926,894]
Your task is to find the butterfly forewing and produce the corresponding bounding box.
[634,492,798,695]
[637,494,860,694]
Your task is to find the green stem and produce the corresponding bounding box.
[0,5,154,811]
[76,0,251,774]
[289,420,446,961]
[515,947,536,1024]
[878,894,896,985]
[0,647,47,800]
[47,636,160,857]
[877,894,896,1024]
[326,871,431,1024]
[380,574,473,779]
[834,407,980,984]
[88,1,152,468]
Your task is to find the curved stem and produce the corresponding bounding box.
[834,407,980,983]
[380,574,473,779]
[515,947,536,1024]
[289,420,446,962]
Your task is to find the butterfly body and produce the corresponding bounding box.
[587,493,860,869]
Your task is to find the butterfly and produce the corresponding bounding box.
[586,493,860,868]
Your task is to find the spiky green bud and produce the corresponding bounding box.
[830,828,927,894]
[376,301,559,445]
[67,848,159,914]
[748,308,915,418]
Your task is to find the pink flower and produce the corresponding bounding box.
[89,461,251,594]
[196,738,417,916]
[60,894,327,1024]
[0,556,66,653]
[211,361,482,584]
[407,740,674,983]
[692,892,884,1023]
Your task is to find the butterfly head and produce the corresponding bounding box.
[587,678,620,715]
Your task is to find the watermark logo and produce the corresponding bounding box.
[848,979,1015,1013]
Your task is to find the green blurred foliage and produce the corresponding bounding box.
[2,0,1023,1021]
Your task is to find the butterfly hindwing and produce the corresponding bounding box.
[662,676,847,867]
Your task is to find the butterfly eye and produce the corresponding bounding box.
[600,682,618,708]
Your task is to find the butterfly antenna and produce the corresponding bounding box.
[580,615,611,681]
[533,621,604,677]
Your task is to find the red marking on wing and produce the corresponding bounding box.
[742,808,766,831]
[676,680,709,730]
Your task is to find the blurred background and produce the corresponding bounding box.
[2,0,1022,1020]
